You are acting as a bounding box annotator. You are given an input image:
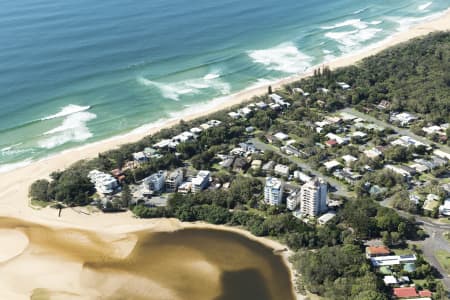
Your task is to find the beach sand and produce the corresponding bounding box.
[0,9,449,300]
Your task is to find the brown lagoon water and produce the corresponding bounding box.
[0,218,294,300]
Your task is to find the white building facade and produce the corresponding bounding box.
[264,177,284,206]
[300,178,328,216]
[192,171,211,193]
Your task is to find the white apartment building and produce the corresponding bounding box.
[287,190,301,211]
[264,177,284,206]
[88,170,119,195]
[143,170,166,193]
[165,169,184,193]
[300,178,328,216]
[192,170,211,193]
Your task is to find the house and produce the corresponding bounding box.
[153,139,171,149]
[342,154,358,165]
[294,170,312,183]
[326,139,338,147]
[433,149,450,161]
[370,254,416,267]
[251,160,262,170]
[228,111,240,119]
[133,151,148,164]
[274,132,289,141]
[391,136,428,149]
[317,211,336,225]
[424,194,440,212]
[324,160,341,171]
[364,148,383,159]
[439,198,450,217]
[190,127,203,134]
[317,87,329,94]
[366,246,391,258]
[165,169,184,193]
[390,112,417,126]
[393,287,418,298]
[337,82,350,90]
[419,290,432,297]
[233,157,248,172]
[256,101,268,109]
[192,171,211,193]
[422,125,444,135]
[245,126,255,133]
[262,160,276,173]
[383,275,398,285]
[351,131,368,139]
[339,112,358,122]
[377,100,391,110]
[270,93,284,103]
[274,164,290,177]
[385,164,413,178]
[238,107,252,118]
[325,133,349,145]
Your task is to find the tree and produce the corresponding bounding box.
[29,179,50,201]
[121,184,132,208]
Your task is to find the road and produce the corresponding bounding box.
[250,138,353,198]
[381,199,450,290]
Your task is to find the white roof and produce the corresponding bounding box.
[383,276,398,285]
[434,149,450,160]
[324,160,341,170]
[274,132,289,141]
[364,148,382,158]
[339,112,358,121]
[318,212,336,224]
[265,177,283,189]
[342,155,358,163]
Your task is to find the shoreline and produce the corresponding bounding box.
[0,8,449,300]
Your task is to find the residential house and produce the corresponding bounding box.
[364,148,383,159]
[317,211,336,225]
[390,112,417,126]
[370,254,416,267]
[262,160,276,173]
[274,164,289,177]
[337,82,350,90]
[393,287,418,299]
[294,170,312,183]
[366,246,391,259]
[342,154,358,166]
[323,160,342,171]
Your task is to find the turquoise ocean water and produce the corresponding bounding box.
[0,0,449,171]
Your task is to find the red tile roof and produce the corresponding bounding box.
[366,246,390,256]
[419,290,432,297]
[326,139,337,146]
[393,287,418,298]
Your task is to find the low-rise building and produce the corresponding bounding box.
[370,254,416,267]
[251,160,262,170]
[274,164,289,177]
[317,211,336,225]
[88,170,119,195]
[366,246,391,259]
[294,170,312,183]
[323,160,341,171]
[342,154,358,165]
[286,189,301,211]
[390,112,417,126]
[364,148,383,159]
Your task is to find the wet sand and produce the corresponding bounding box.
[0,217,294,300]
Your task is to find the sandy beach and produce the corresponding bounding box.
[0,8,449,300]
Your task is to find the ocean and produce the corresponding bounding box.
[0,0,449,171]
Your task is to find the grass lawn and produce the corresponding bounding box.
[392,248,413,256]
[30,199,50,208]
[419,173,435,182]
[434,250,450,275]
[443,231,450,243]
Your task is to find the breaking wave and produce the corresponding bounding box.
[323,18,383,53]
[137,72,230,101]
[38,111,97,149]
[418,2,432,11]
[248,42,312,74]
[40,104,91,121]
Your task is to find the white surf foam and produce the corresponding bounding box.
[353,7,368,15]
[138,72,230,101]
[38,111,97,149]
[248,42,312,73]
[41,104,91,121]
[418,2,432,11]
[0,159,32,174]
[321,19,368,30]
